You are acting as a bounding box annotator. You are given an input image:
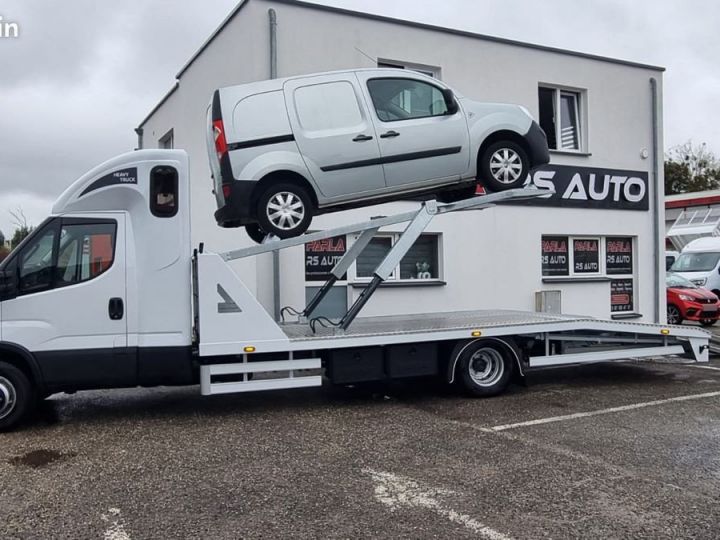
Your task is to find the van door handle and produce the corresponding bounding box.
[380,130,400,138]
[109,298,124,320]
[352,134,374,142]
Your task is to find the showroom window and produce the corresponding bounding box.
[367,78,448,122]
[538,86,584,152]
[354,234,441,282]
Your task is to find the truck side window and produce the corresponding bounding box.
[18,227,57,294]
[150,166,178,218]
[367,78,449,122]
[55,222,116,287]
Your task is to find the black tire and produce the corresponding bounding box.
[701,320,717,327]
[256,183,313,239]
[245,223,268,244]
[0,361,36,432]
[456,341,513,397]
[479,140,530,192]
[437,184,478,203]
[667,304,683,325]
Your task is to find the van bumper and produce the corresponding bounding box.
[525,121,551,167]
[214,181,256,228]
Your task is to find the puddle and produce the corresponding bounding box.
[9,449,75,468]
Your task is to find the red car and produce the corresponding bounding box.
[666,273,720,326]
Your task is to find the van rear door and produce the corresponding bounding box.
[284,73,386,199]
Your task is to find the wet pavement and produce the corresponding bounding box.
[2,357,720,539]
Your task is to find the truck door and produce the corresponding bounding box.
[0,213,132,388]
[357,72,471,189]
[284,73,386,199]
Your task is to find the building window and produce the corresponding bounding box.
[354,234,441,281]
[367,78,448,122]
[377,60,439,78]
[159,129,174,149]
[538,86,583,151]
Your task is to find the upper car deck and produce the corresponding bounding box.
[279,309,707,342]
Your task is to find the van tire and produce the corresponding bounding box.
[256,183,313,239]
[456,341,513,397]
[0,361,36,432]
[245,223,268,244]
[479,141,529,192]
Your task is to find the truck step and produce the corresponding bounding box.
[200,358,322,395]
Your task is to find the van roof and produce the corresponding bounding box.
[683,237,720,252]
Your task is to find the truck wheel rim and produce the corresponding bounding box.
[489,149,522,184]
[0,376,17,420]
[468,348,504,387]
[267,192,305,231]
[667,306,680,324]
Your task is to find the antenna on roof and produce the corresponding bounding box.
[354,46,377,65]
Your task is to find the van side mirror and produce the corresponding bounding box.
[442,88,459,115]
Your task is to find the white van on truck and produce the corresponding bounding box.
[208,68,549,241]
[0,150,709,431]
[671,237,720,295]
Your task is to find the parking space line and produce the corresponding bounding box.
[481,390,720,432]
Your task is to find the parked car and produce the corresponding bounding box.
[666,272,720,326]
[207,68,550,241]
[670,237,720,296]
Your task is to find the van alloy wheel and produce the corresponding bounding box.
[489,148,523,185]
[0,376,17,421]
[266,192,305,231]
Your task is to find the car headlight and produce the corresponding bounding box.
[679,294,695,302]
[692,278,707,286]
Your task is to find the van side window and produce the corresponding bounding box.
[150,166,179,217]
[55,222,117,287]
[367,78,449,122]
[294,81,364,132]
[18,226,57,294]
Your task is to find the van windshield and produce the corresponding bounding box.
[671,251,720,272]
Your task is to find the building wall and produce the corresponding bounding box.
[140,0,665,322]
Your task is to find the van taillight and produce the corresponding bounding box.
[222,184,232,199]
[213,120,228,161]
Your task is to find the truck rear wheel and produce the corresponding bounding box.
[256,183,313,239]
[457,341,513,397]
[0,361,35,432]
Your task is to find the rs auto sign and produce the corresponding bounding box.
[507,165,649,211]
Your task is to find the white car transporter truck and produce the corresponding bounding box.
[0,150,710,431]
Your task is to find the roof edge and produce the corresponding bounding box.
[138,82,179,129]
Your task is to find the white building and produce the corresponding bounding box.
[138,0,666,323]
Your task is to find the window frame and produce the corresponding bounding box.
[366,77,455,124]
[538,84,587,154]
[158,129,174,149]
[352,232,443,283]
[150,165,179,218]
[54,218,118,290]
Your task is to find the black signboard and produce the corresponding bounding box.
[611,279,634,313]
[573,238,600,273]
[606,237,633,275]
[305,235,347,281]
[504,165,649,211]
[541,236,569,276]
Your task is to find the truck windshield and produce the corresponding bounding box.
[671,252,720,272]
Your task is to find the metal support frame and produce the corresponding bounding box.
[219,187,553,330]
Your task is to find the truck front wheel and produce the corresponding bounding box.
[256,183,313,239]
[456,341,513,397]
[0,361,35,432]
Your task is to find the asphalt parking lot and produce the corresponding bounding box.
[2,357,720,539]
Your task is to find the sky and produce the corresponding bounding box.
[0,0,718,238]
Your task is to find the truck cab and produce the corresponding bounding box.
[0,150,195,429]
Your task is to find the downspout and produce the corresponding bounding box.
[134,127,144,150]
[650,77,661,323]
[269,8,281,321]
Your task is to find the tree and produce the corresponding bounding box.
[665,141,720,195]
[8,208,33,250]
[0,230,7,263]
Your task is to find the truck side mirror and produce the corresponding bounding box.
[0,268,18,300]
[442,88,459,115]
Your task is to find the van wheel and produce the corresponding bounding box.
[479,141,529,192]
[245,223,268,244]
[667,304,683,325]
[0,361,35,432]
[256,183,313,239]
[457,341,513,397]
